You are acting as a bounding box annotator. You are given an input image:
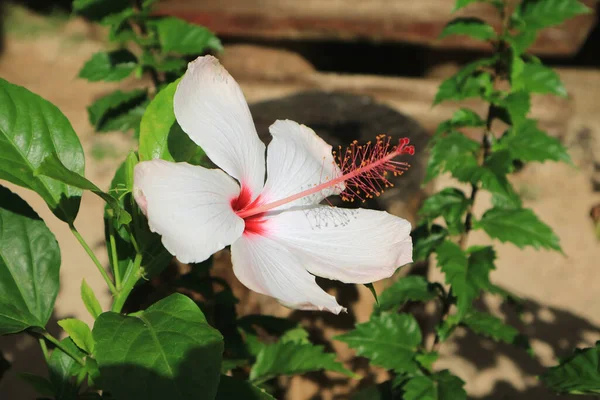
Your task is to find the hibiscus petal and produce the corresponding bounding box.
[134,160,244,264]
[262,120,344,209]
[174,55,266,198]
[266,206,412,284]
[230,234,346,314]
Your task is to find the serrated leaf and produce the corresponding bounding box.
[420,188,469,234]
[250,340,353,383]
[498,119,571,164]
[48,338,85,400]
[403,371,467,400]
[139,79,206,164]
[507,30,538,55]
[93,293,223,400]
[440,18,497,41]
[435,108,485,137]
[462,310,519,343]
[79,50,137,82]
[72,0,130,21]
[0,78,84,222]
[18,373,55,397]
[475,207,561,251]
[477,151,522,209]
[80,279,102,320]
[215,375,275,400]
[541,342,600,395]
[0,186,60,335]
[519,0,591,30]
[413,224,448,261]
[452,0,483,12]
[501,91,531,128]
[425,132,480,182]
[335,313,422,373]
[514,63,567,97]
[88,89,147,134]
[57,319,94,354]
[434,58,496,105]
[153,17,222,55]
[141,53,187,74]
[378,276,438,312]
[416,351,439,372]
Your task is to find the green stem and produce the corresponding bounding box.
[41,332,85,367]
[111,252,143,313]
[70,224,117,295]
[108,223,122,290]
[38,338,49,363]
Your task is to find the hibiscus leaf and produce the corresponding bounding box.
[335,313,422,374]
[419,188,469,234]
[378,276,438,312]
[87,89,148,135]
[475,207,561,251]
[57,318,94,354]
[152,17,223,55]
[513,63,567,97]
[17,373,55,397]
[48,338,85,399]
[433,58,496,105]
[412,224,448,262]
[402,370,467,400]
[497,119,572,164]
[500,91,531,128]
[425,132,480,183]
[0,78,85,222]
[439,18,497,41]
[452,0,484,12]
[477,151,522,209]
[72,0,130,21]
[250,339,354,383]
[0,186,60,335]
[518,0,591,30]
[461,310,520,344]
[541,342,600,395]
[215,375,275,400]
[435,108,485,137]
[139,79,206,165]
[79,50,138,82]
[93,294,223,400]
[80,279,103,320]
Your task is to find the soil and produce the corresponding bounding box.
[0,8,599,400]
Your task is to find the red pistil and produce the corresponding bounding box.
[237,136,414,219]
[231,186,267,235]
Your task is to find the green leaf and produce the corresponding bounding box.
[477,151,522,209]
[425,132,480,182]
[0,186,60,335]
[0,78,85,222]
[452,0,483,12]
[215,375,275,400]
[439,18,497,41]
[37,154,131,225]
[501,91,531,128]
[412,224,448,262]
[433,58,496,105]
[435,108,485,137]
[79,50,137,82]
[378,276,438,312]
[403,371,467,400]
[93,293,223,400]
[141,53,187,74]
[335,313,422,373]
[416,351,439,372]
[475,207,561,251]
[72,0,130,21]
[139,79,206,164]
[80,279,102,320]
[519,0,591,29]
[437,241,474,317]
[153,17,223,55]
[48,338,85,400]
[87,89,148,134]
[250,339,353,383]
[498,119,571,164]
[18,372,55,397]
[541,342,600,395]
[364,283,379,304]
[513,63,567,97]
[507,30,538,55]
[420,188,469,234]
[461,310,519,343]
[57,319,94,354]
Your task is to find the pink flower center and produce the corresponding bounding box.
[231,186,267,236]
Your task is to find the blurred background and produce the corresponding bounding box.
[0,0,599,399]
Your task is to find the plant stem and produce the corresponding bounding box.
[38,338,49,363]
[111,252,143,313]
[108,222,122,290]
[41,332,85,367]
[70,224,117,295]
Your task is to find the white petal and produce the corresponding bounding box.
[267,206,412,284]
[261,120,344,209]
[230,234,346,314]
[134,160,244,264]
[174,55,266,198]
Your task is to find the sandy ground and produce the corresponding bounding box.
[0,9,599,400]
